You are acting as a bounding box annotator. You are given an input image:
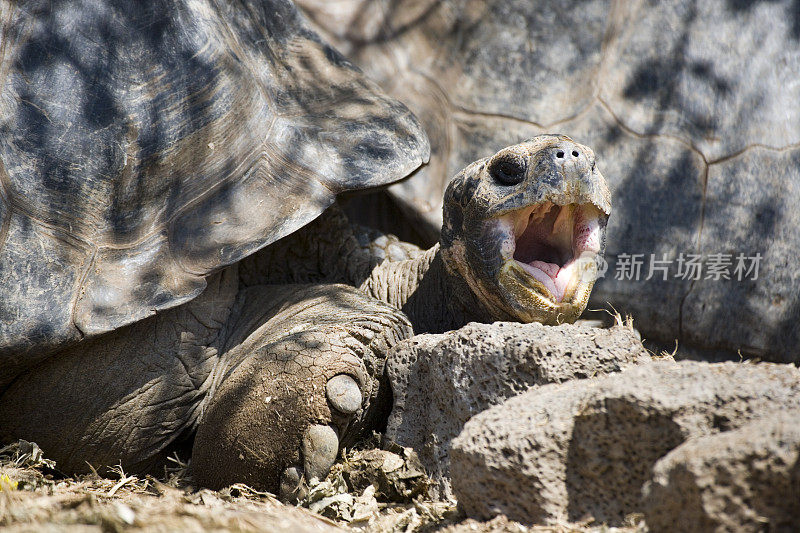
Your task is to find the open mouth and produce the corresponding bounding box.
[500,202,604,303]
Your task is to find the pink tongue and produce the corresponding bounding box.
[531,261,559,278]
[523,261,571,302]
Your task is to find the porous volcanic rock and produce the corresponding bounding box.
[450,360,800,525]
[385,321,650,497]
[643,410,800,533]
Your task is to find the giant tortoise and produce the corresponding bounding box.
[0,0,610,493]
[296,0,800,362]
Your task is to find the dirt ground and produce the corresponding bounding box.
[0,439,645,533]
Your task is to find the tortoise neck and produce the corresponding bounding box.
[359,244,492,334]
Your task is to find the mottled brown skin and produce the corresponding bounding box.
[0,135,609,495]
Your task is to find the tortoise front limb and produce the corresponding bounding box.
[190,284,412,495]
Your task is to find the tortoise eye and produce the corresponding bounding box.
[489,153,527,185]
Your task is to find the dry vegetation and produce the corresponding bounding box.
[0,440,341,532]
[0,437,645,532]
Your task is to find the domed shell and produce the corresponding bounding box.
[297,0,800,363]
[0,0,429,374]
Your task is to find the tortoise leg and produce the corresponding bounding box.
[0,270,239,474]
[190,283,412,496]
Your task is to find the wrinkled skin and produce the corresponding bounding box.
[439,135,610,326]
[0,135,609,496]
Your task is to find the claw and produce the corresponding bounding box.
[279,466,305,502]
[302,424,339,482]
[326,374,363,415]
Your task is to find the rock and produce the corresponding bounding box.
[643,410,800,533]
[450,360,800,525]
[437,515,538,533]
[385,321,650,498]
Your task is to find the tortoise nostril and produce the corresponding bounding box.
[572,150,579,157]
[556,151,564,158]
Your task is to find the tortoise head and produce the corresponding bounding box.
[440,134,611,325]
